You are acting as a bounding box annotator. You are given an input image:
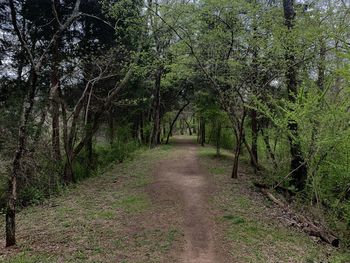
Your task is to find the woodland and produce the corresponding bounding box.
[1,0,350,262]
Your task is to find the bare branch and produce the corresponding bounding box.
[8,0,36,68]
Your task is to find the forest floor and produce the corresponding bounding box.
[0,136,347,262]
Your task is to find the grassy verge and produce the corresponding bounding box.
[0,144,181,263]
[198,146,350,263]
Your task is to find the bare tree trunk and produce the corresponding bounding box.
[6,70,38,247]
[230,110,247,179]
[166,101,190,144]
[140,112,145,144]
[150,68,162,148]
[216,122,221,157]
[50,82,61,161]
[200,117,205,146]
[50,61,61,161]
[232,139,242,179]
[261,129,278,169]
[50,0,62,161]
[197,119,200,143]
[85,110,93,170]
[250,109,258,169]
[231,120,244,179]
[243,136,259,171]
[162,122,166,142]
[185,120,192,135]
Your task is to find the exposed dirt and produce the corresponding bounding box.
[149,137,227,263]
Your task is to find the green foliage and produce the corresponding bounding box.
[16,154,63,208]
[255,65,350,242]
[73,126,140,182]
[0,124,141,210]
[97,127,139,167]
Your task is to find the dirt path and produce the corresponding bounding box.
[151,138,220,263]
[2,136,341,263]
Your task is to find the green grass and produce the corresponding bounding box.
[208,166,226,175]
[113,194,150,214]
[2,252,58,263]
[198,146,340,263]
[223,214,245,224]
[328,253,350,263]
[0,144,180,263]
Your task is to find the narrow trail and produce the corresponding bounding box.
[1,136,334,262]
[152,138,219,263]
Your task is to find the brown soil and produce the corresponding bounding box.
[150,137,227,263]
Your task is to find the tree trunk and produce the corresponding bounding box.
[50,1,62,161]
[250,109,258,168]
[6,70,38,247]
[192,117,196,134]
[165,101,190,144]
[232,133,243,179]
[200,117,205,146]
[140,112,145,143]
[63,161,75,183]
[85,111,93,170]
[261,129,278,169]
[197,120,200,143]
[283,0,307,190]
[50,71,61,161]
[132,118,138,140]
[243,136,259,171]
[150,67,162,148]
[231,111,246,179]
[216,121,221,157]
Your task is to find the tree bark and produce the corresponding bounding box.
[139,112,145,144]
[243,136,259,171]
[85,110,93,170]
[230,110,247,179]
[261,129,278,169]
[283,0,307,190]
[216,121,221,157]
[6,70,38,247]
[166,101,190,144]
[232,136,242,179]
[200,117,205,146]
[50,0,62,161]
[250,109,258,168]
[150,67,163,148]
[180,119,184,135]
[50,52,61,160]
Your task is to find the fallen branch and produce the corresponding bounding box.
[254,183,339,247]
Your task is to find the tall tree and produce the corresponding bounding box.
[283,0,307,190]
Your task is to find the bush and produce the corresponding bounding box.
[96,139,139,168]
